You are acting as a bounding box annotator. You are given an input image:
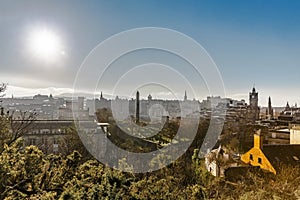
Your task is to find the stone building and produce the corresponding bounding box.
[58,97,91,120]
[20,119,107,155]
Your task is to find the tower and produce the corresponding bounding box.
[148,94,152,101]
[267,96,273,119]
[136,91,140,124]
[285,102,290,111]
[184,90,187,101]
[249,87,259,121]
[249,87,258,108]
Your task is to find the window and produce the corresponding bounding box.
[53,138,58,144]
[53,138,59,153]
[258,157,262,164]
[250,154,253,161]
[29,138,36,145]
[41,138,47,145]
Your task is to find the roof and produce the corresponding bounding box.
[263,144,300,167]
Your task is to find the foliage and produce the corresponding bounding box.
[1,108,300,199]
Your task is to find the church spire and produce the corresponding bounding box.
[286,101,290,111]
[184,90,187,101]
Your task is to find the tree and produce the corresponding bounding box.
[95,108,113,123]
[0,84,37,154]
[0,83,6,98]
[59,125,91,159]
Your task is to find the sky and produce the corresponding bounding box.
[0,0,300,106]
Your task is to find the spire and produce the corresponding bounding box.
[252,83,256,93]
[184,90,187,101]
[286,101,290,109]
[148,94,152,101]
[100,91,103,100]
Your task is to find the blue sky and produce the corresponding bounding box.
[0,0,300,106]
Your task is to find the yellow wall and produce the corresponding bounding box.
[254,134,263,148]
[241,147,276,174]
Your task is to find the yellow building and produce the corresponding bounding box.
[241,130,300,174]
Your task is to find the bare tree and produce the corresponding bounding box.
[0,83,6,98]
[0,83,37,153]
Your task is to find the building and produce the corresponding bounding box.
[241,129,300,174]
[58,97,91,120]
[88,91,202,121]
[0,94,65,119]
[248,87,260,122]
[20,119,108,155]
[22,119,74,154]
[205,145,240,177]
[278,102,300,123]
[290,123,300,144]
[266,128,290,144]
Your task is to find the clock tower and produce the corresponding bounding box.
[249,87,258,108]
[249,87,259,121]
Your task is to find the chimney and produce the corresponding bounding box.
[254,129,263,149]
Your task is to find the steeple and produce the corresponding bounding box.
[100,91,103,100]
[148,94,152,101]
[184,90,187,101]
[286,101,290,111]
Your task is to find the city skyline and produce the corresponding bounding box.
[1,87,296,109]
[1,1,300,106]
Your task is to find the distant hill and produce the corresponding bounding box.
[56,92,113,99]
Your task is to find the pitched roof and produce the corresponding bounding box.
[263,144,300,167]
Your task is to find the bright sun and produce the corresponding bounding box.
[28,28,64,61]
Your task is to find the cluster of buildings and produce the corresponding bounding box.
[0,87,266,156]
[1,86,300,176]
[0,94,105,154]
[205,87,300,177]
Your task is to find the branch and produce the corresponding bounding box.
[0,178,30,199]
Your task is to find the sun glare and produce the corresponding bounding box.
[28,28,63,61]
